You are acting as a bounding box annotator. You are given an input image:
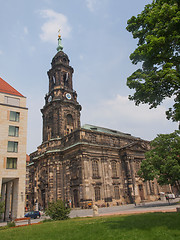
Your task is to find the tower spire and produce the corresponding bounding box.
[57,29,63,52]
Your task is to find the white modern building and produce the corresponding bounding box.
[0,77,28,220]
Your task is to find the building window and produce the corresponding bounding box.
[7,141,18,152]
[8,126,19,137]
[114,186,120,199]
[10,111,20,122]
[6,158,17,169]
[94,187,101,201]
[4,96,20,106]
[92,160,99,178]
[111,161,117,177]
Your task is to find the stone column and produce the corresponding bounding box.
[11,179,18,220]
[5,181,12,221]
[12,178,25,219]
[0,178,2,196]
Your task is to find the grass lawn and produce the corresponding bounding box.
[0,212,180,240]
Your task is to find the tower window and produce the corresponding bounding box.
[67,114,73,125]
[52,76,56,85]
[62,57,67,63]
[66,114,73,135]
[63,72,69,87]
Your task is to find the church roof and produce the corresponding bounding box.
[0,77,24,97]
[81,124,139,139]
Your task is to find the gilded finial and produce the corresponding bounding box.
[58,29,61,38]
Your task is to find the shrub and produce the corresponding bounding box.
[45,200,71,221]
[0,195,5,219]
[7,221,15,228]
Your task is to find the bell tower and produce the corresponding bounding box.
[41,32,81,142]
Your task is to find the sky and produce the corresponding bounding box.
[0,0,178,154]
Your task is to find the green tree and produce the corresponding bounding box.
[138,131,180,189]
[45,200,71,221]
[126,0,180,121]
[0,195,5,219]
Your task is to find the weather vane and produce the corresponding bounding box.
[58,29,61,38]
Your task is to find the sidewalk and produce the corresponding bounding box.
[0,198,179,227]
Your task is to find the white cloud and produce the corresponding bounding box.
[86,0,98,12]
[39,9,71,44]
[79,54,84,60]
[0,50,3,55]
[24,26,28,35]
[28,46,36,56]
[86,0,108,12]
[81,94,177,141]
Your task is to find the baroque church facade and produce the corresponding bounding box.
[27,35,167,210]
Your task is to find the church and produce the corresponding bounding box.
[27,34,168,210]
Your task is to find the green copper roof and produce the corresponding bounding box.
[81,124,138,139]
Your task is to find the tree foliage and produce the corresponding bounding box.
[45,200,71,221]
[126,0,180,121]
[138,131,180,187]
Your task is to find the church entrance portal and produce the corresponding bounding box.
[73,189,79,208]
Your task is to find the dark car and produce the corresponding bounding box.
[25,211,41,219]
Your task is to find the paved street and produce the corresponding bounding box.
[69,198,180,218]
[0,198,179,227]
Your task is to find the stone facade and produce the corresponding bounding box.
[27,43,170,210]
[0,78,28,220]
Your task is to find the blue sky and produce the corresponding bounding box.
[0,0,178,154]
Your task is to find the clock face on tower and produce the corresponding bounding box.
[66,93,72,100]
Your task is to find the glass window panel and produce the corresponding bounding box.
[114,186,120,199]
[7,141,18,152]
[15,127,19,137]
[6,158,17,169]
[94,187,100,201]
[92,161,99,178]
[10,111,20,122]
[111,161,117,177]
[8,126,19,137]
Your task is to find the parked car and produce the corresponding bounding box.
[25,211,41,219]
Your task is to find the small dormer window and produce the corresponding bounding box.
[62,57,67,63]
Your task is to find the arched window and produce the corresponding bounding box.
[66,114,73,135]
[111,161,117,177]
[63,72,69,87]
[92,160,99,178]
[94,187,101,201]
[114,186,120,199]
